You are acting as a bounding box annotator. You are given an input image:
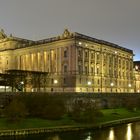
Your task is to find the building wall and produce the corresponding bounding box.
[0,29,135,93]
[75,39,134,93]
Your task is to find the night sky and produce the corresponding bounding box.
[0,0,140,60]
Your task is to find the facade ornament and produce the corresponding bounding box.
[62,29,71,38]
[0,28,7,39]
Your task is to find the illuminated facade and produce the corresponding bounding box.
[0,29,136,92]
[134,61,140,93]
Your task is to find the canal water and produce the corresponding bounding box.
[1,122,140,140]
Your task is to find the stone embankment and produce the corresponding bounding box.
[0,117,140,136]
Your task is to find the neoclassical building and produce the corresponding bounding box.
[133,61,140,93]
[0,29,136,93]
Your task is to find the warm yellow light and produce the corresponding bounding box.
[110,83,114,86]
[128,84,131,87]
[79,42,82,45]
[135,65,138,70]
[126,123,133,140]
[87,81,91,85]
[54,80,58,84]
[108,128,115,140]
[20,81,24,85]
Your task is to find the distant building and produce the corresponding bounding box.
[134,61,140,93]
[0,29,136,93]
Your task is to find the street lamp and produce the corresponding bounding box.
[17,81,24,92]
[87,81,92,92]
[110,82,114,93]
[128,83,131,93]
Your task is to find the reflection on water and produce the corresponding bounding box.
[126,123,133,140]
[108,128,115,140]
[85,132,92,140]
[2,122,140,140]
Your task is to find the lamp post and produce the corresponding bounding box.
[110,82,114,93]
[128,83,131,93]
[87,81,91,92]
[53,79,58,92]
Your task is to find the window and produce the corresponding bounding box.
[79,78,82,84]
[85,51,88,58]
[97,53,100,60]
[91,67,94,73]
[85,66,88,74]
[64,78,66,84]
[64,65,67,72]
[48,54,49,60]
[64,50,67,58]
[78,49,82,56]
[97,67,99,74]
[91,53,94,59]
[98,79,100,85]
[79,65,82,74]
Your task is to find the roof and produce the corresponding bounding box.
[0,29,134,54]
[74,32,133,54]
[34,29,133,54]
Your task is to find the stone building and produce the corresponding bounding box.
[0,29,135,93]
[133,61,140,93]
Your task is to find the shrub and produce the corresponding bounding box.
[70,99,102,123]
[4,99,28,122]
[22,95,66,120]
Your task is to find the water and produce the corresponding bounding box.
[1,122,140,140]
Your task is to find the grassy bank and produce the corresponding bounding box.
[0,108,140,130]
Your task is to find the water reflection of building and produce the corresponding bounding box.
[0,28,139,93]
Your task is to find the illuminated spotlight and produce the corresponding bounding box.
[128,84,131,87]
[110,83,114,87]
[54,79,58,84]
[20,81,24,85]
[87,81,91,85]
[79,42,82,45]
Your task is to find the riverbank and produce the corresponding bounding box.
[0,108,140,136]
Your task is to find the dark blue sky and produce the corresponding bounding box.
[0,0,140,60]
